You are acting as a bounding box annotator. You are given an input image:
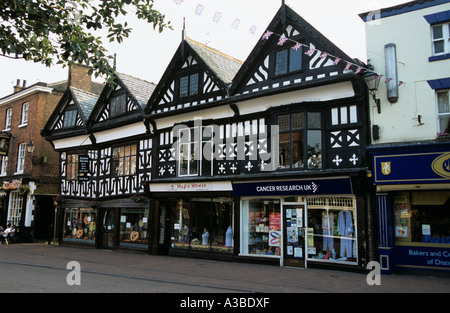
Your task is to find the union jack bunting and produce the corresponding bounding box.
[173,0,184,5]
[344,62,352,71]
[278,35,287,46]
[292,42,302,51]
[320,52,328,59]
[333,57,341,65]
[262,30,273,40]
[385,78,392,83]
[249,25,257,35]
[305,48,315,56]
[376,75,383,81]
[355,66,363,74]
[195,4,204,16]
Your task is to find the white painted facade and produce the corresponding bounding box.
[363,1,450,144]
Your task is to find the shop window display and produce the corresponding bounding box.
[394,191,450,245]
[241,199,281,256]
[306,197,357,263]
[63,208,96,244]
[119,208,150,248]
[170,198,233,252]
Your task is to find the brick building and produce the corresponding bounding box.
[0,64,102,241]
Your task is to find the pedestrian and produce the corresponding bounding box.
[2,223,12,244]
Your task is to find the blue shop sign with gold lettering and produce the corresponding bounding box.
[372,150,450,185]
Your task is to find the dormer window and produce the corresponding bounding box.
[179,73,199,98]
[110,93,127,117]
[274,45,303,76]
[63,110,77,128]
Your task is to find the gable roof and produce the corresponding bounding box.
[145,36,243,115]
[41,86,102,138]
[186,37,243,85]
[116,72,156,108]
[229,4,360,96]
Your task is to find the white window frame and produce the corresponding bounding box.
[8,191,23,226]
[20,102,29,126]
[431,22,450,56]
[4,108,12,130]
[176,126,213,177]
[437,90,450,135]
[1,156,8,176]
[16,143,26,174]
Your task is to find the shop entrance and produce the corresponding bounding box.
[283,203,306,268]
[100,208,117,249]
[158,201,171,255]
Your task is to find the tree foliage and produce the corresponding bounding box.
[0,0,171,81]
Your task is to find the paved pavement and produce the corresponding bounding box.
[0,242,449,295]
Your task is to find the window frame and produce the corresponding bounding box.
[111,144,137,177]
[16,143,26,174]
[179,72,200,99]
[109,92,128,118]
[273,43,304,77]
[276,111,323,170]
[431,22,450,56]
[20,102,29,126]
[437,90,450,135]
[176,126,213,177]
[63,110,78,128]
[5,108,12,130]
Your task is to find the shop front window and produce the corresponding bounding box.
[63,208,97,244]
[393,191,450,245]
[119,208,150,248]
[241,199,281,257]
[306,197,357,263]
[170,198,233,252]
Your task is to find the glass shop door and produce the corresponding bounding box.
[283,204,306,268]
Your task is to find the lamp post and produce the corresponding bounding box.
[26,140,35,153]
[364,72,381,114]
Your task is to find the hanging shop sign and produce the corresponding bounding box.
[0,133,11,156]
[372,149,450,185]
[232,177,353,197]
[78,155,89,181]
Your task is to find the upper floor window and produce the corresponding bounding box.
[5,108,12,130]
[66,154,78,180]
[176,126,213,177]
[16,143,26,173]
[179,73,199,98]
[431,22,450,55]
[63,110,77,128]
[274,45,302,76]
[110,93,127,117]
[277,112,322,170]
[437,90,450,135]
[1,156,8,176]
[20,102,28,126]
[111,144,137,177]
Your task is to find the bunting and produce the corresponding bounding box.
[261,30,405,86]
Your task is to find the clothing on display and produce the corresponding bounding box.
[225,226,232,247]
[338,211,354,258]
[322,212,334,252]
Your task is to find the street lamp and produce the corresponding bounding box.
[364,72,381,114]
[26,140,35,153]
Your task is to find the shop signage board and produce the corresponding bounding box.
[395,245,450,271]
[372,150,450,185]
[232,177,353,197]
[149,181,233,192]
[78,155,89,181]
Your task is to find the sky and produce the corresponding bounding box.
[0,0,413,98]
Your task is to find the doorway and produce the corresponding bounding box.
[158,201,171,255]
[100,209,117,249]
[283,203,306,268]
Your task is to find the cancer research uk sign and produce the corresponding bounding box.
[232,178,352,197]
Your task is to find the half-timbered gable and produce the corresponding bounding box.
[42,86,98,138]
[88,73,155,126]
[230,5,359,97]
[146,37,242,115]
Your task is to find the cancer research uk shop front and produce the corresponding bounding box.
[232,176,366,269]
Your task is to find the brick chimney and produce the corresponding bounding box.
[13,79,27,93]
[68,63,92,92]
